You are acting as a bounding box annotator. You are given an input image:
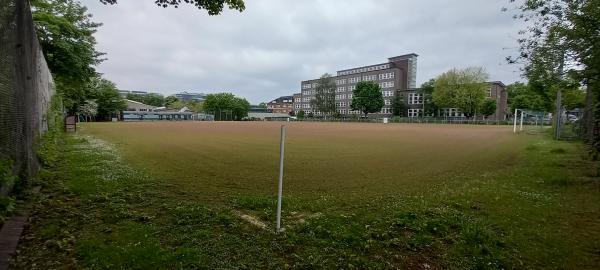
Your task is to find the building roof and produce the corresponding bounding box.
[269,96,293,103]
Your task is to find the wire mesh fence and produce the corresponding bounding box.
[0,0,55,195]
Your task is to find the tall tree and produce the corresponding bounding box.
[507,0,600,151]
[203,93,249,120]
[480,99,497,119]
[420,79,438,117]
[231,97,250,120]
[432,67,490,118]
[88,77,126,120]
[204,93,235,120]
[351,81,384,118]
[99,0,245,15]
[310,74,337,117]
[391,94,407,117]
[31,0,103,113]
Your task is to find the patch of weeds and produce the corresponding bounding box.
[550,147,567,154]
[77,221,171,270]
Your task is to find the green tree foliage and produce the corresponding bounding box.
[480,99,497,118]
[169,100,204,113]
[433,67,490,118]
[310,74,337,116]
[88,78,126,120]
[126,93,165,107]
[99,0,245,15]
[391,94,407,117]
[351,81,384,118]
[297,110,305,119]
[507,81,584,112]
[507,82,547,112]
[507,0,599,151]
[257,102,268,108]
[165,96,179,107]
[31,0,103,113]
[421,79,439,117]
[203,93,250,120]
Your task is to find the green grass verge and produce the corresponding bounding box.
[11,132,600,269]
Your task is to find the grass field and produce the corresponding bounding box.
[12,122,600,269]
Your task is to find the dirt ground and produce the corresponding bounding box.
[80,121,526,202]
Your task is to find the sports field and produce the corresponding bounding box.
[13,122,600,269]
[80,122,524,202]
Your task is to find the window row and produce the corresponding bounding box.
[335,94,353,100]
[338,64,390,76]
[379,72,395,80]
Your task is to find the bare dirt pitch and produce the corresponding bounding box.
[80,121,525,202]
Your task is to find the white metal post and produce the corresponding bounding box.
[520,109,524,131]
[276,125,286,232]
[513,109,518,133]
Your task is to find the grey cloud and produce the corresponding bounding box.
[84,0,524,103]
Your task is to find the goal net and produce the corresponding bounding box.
[514,109,549,134]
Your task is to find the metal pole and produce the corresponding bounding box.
[555,90,562,140]
[520,110,524,131]
[276,125,286,232]
[513,108,518,133]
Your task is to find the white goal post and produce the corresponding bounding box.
[513,109,548,133]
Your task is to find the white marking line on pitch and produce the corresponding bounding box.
[233,211,269,230]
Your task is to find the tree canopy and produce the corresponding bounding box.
[88,77,126,120]
[507,0,599,152]
[350,81,384,118]
[310,74,337,116]
[31,0,104,113]
[99,0,245,15]
[203,93,250,120]
[126,93,165,107]
[432,67,489,118]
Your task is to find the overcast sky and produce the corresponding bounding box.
[83,0,525,104]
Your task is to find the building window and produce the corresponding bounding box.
[379,72,395,80]
[336,86,346,93]
[487,88,493,98]
[348,85,356,91]
[408,93,423,104]
[384,99,391,105]
[382,90,393,97]
[408,109,422,117]
[348,93,353,99]
[336,79,347,85]
[349,77,361,83]
[379,81,394,88]
[363,75,377,81]
[302,84,311,89]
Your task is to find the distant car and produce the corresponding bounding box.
[567,114,579,122]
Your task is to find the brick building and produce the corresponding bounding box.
[267,95,293,114]
[294,54,417,116]
[292,53,508,120]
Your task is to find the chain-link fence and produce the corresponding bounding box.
[0,0,55,195]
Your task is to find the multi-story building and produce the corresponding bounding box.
[173,91,206,102]
[294,54,418,116]
[267,95,294,114]
[292,53,508,120]
[400,81,508,120]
